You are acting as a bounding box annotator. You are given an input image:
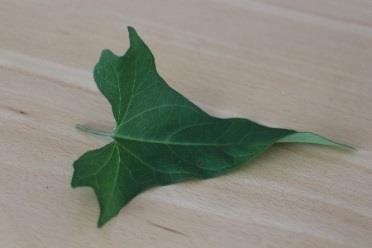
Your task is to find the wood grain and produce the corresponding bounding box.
[1,1,371,247]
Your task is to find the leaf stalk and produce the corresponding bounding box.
[75,124,112,137]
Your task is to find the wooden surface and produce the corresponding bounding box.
[1,0,371,247]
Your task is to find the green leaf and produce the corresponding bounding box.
[71,26,351,227]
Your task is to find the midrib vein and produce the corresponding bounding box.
[113,134,236,146]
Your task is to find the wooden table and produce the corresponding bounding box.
[1,1,371,247]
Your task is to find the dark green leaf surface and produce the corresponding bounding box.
[72,27,350,227]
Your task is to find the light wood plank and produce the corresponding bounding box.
[1,1,371,247]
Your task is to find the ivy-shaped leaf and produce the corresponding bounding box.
[72,27,350,227]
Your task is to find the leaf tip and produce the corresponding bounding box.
[127,26,138,38]
[277,132,354,151]
[127,26,146,49]
[71,164,82,189]
[127,25,135,32]
[97,208,110,228]
[97,219,105,228]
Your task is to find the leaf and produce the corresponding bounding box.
[71,27,351,227]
